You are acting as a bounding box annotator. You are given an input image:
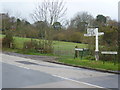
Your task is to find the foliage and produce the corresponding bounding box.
[2,32,15,48]
[53,30,84,43]
[96,15,106,24]
[23,39,37,50]
[98,25,118,61]
[53,22,62,30]
[2,13,16,34]
[68,12,94,32]
[14,19,39,38]
[23,39,53,54]
[33,21,48,38]
[103,29,117,47]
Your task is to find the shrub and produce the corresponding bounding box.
[23,39,38,49]
[53,30,83,43]
[2,33,15,48]
[23,39,53,54]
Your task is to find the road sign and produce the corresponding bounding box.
[87,28,98,36]
[75,48,83,51]
[101,51,118,55]
[84,34,92,36]
[84,32,104,36]
[98,32,104,36]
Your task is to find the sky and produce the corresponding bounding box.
[118,1,120,22]
[0,0,119,23]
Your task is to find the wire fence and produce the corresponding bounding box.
[53,45,90,59]
[53,46,75,58]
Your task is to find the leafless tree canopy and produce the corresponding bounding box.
[70,12,94,27]
[32,0,67,25]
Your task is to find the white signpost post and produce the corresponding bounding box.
[84,28,104,61]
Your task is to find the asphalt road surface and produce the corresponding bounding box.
[1,53,119,89]
[0,66,1,89]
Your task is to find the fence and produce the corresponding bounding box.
[53,45,89,58]
[53,45,75,58]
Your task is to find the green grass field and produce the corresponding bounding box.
[14,37,87,49]
[14,37,87,57]
[1,34,87,57]
[0,35,86,49]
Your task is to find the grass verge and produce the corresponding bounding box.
[58,57,119,71]
[2,48,120,71]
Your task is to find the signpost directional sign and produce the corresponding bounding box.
[75,48,83,51]
[101,51,118,55]
[87,28,98,36]
[84,28,104,36]
[101,51,118,65]
[84,32,104,36]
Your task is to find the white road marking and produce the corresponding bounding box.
[52,74,105,88]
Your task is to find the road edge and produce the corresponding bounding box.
[45,60,120,74]
[2,52,120,74]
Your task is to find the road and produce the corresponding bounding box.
[0,53,119,89]
[0,53,1,89]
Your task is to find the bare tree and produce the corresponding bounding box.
[31,0,67,25]
[69,12,94,31]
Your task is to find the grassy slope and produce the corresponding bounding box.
[13,36,87,50]
[1,34,87,57]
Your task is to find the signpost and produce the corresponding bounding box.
[84,27,104,61]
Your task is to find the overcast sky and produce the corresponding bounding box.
[0,0,119,23]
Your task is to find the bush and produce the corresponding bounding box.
[53,30,83,43]
[23,39,38,50]
[23,39,53,54]
[2,33,15,48]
